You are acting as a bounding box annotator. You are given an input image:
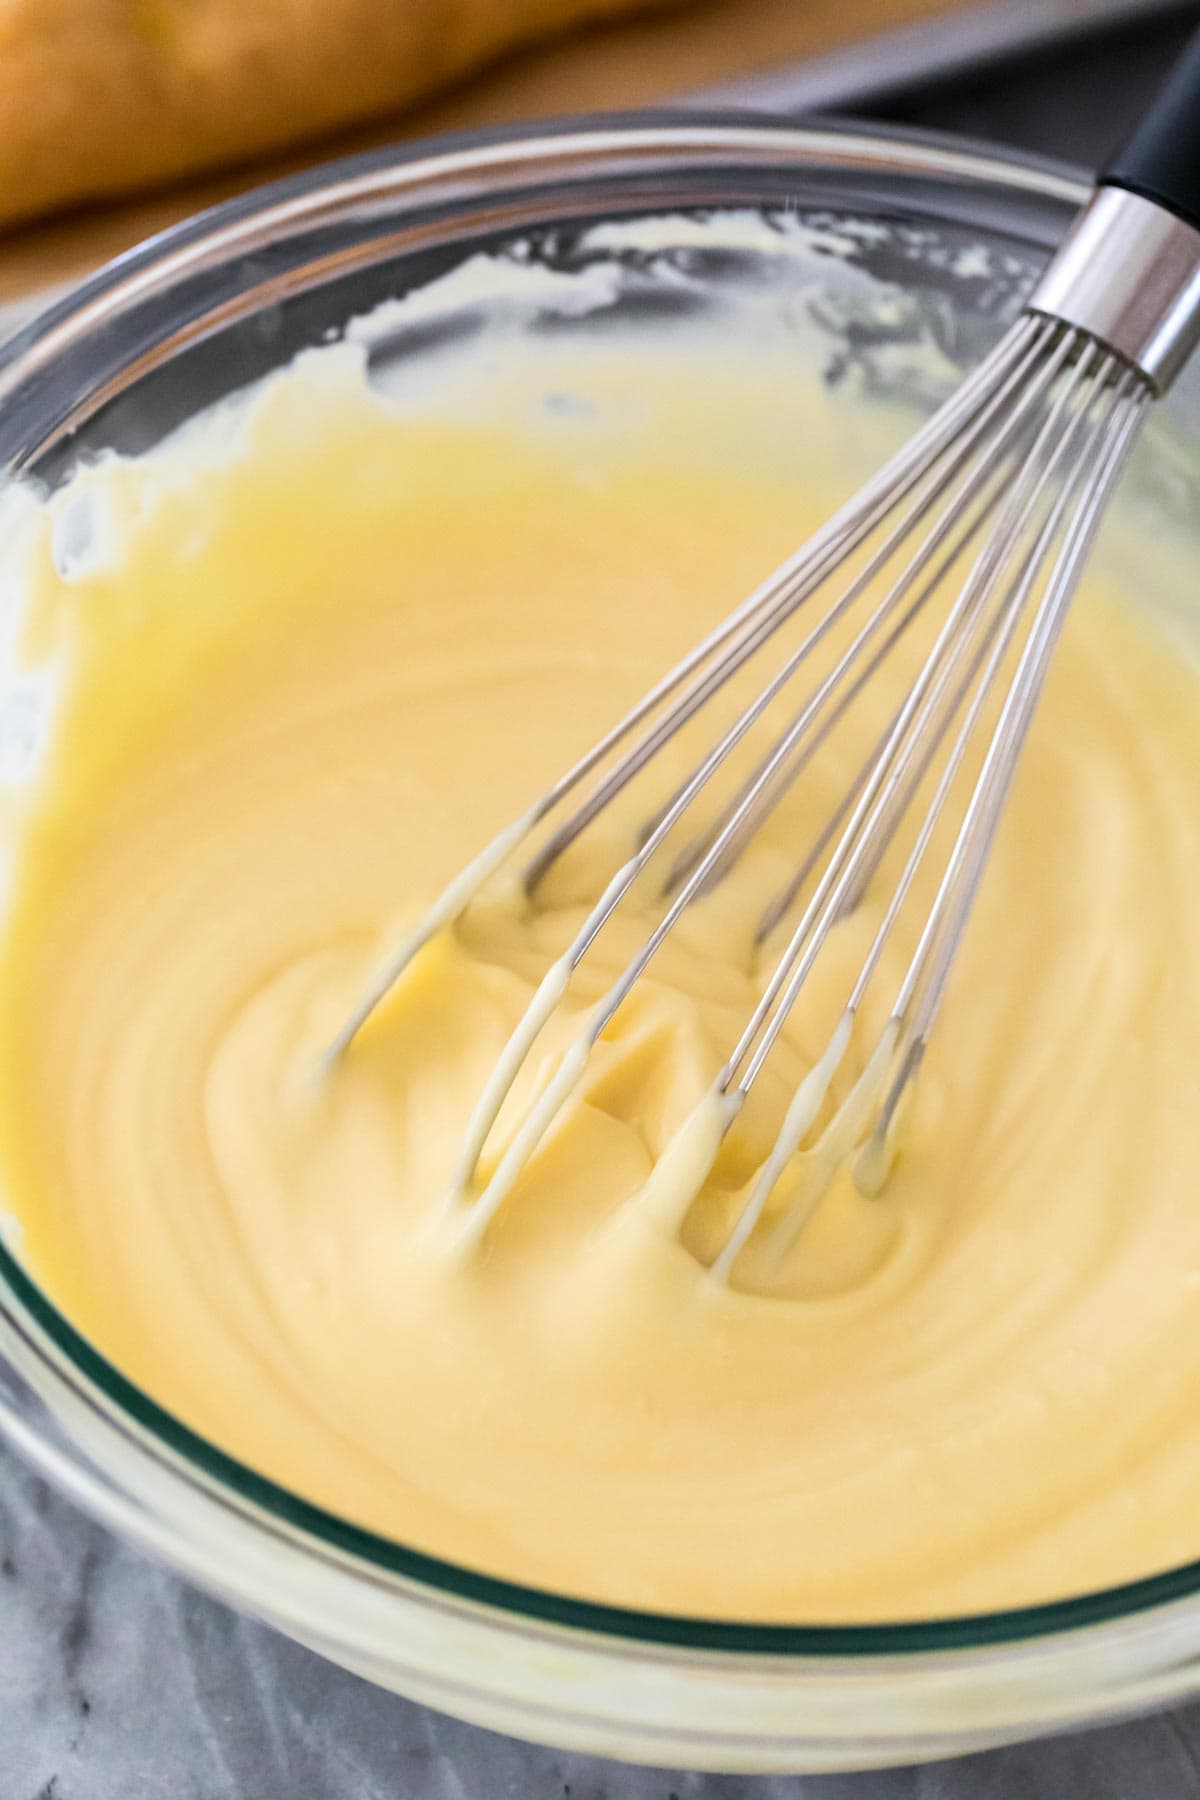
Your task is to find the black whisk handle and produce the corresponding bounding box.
[1103,27,1200,234]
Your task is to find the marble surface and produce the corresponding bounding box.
[7,1443,1200,1800]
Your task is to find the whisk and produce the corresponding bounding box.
[327,37,1200,1274]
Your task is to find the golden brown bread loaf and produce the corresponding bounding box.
[0,0,682,229]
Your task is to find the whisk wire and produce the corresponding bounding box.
[526,316,1059,896]
[447,322,1104,1235]
[717,329,1102,1103]
[331,315,1054,1072]
[329,300,1163,1268]
[867,363,1150,1178]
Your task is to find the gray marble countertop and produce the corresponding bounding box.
[7,11,1200,1798]
[9,1441,1200,1798]
[9,1443,1200,1800]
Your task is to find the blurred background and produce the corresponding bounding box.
[2,0,1199,312]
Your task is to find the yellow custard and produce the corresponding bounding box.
[3,322,1200,1624]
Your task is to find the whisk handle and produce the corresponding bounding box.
[1102,27,1200,234]
[1028,26,1200,392]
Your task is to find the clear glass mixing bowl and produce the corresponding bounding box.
[1,117,1199,1776]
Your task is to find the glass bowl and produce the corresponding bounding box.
[2,116,1200,1776]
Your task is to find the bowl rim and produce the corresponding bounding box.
[4,110,1194,1664]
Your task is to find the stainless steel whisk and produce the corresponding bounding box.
[328,37,1200,1274]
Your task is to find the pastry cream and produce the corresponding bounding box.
[3,316,1200,1624]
